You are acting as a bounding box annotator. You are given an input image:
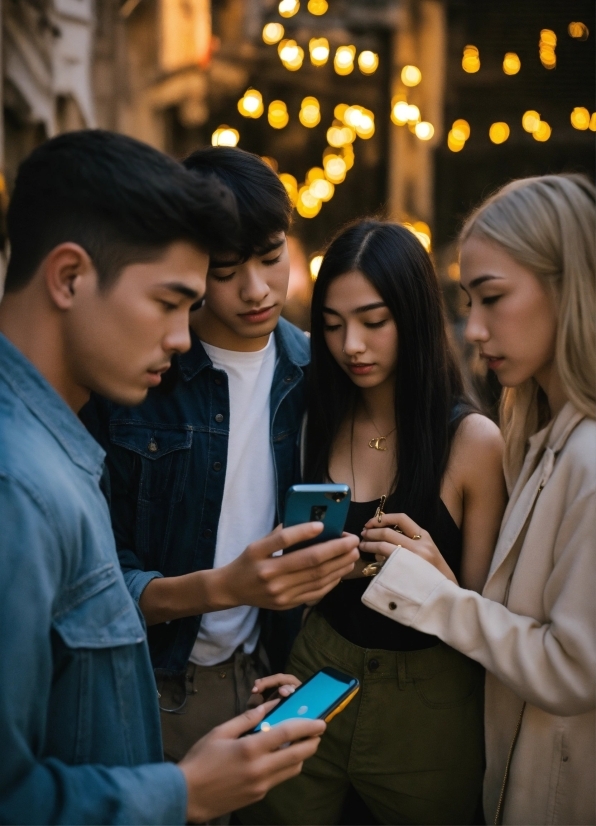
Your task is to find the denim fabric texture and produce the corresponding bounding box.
[81,317,310,675]
[0,334,187,825]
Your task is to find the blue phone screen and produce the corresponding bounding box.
[253,671,355,732]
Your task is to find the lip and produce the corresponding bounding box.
[480,353,505,371]
[238,305,276,323]
[146,364,170,386]
[346,362,375,375]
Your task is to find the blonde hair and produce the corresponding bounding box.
[460,174,596,485]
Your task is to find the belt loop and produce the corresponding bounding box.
[396,652,407,690]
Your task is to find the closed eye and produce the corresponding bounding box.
[263,254,282,266]
[364,320,388,328]
[482,295,501,305]
[323,323,342,331]
[209,272,235,283]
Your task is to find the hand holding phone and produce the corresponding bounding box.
[249,668,359,734]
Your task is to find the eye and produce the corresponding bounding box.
[482,295,501,305]
[209,271,235,283]
[160,300,178,311]
[323,323,341,332]
[262,254,282,266]
[364,320,388,329]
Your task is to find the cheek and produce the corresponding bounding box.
[373,325,398,365]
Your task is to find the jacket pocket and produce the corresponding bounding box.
[413,649,484,710]
[109,422,192,503]
[52,563,146,648]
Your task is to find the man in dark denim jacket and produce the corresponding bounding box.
[83,148,359,762]
[0,132,335,825]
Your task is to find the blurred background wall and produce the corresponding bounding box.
[0,0,593,406]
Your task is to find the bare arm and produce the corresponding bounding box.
[140,522,359,625]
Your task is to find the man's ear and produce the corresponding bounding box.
[42,243,96,310]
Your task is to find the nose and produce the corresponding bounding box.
[164,316,192,355]
[464,304,489,346]
[343,323,366,356]
[240,263,270,305]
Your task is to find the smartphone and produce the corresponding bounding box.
[250,667,359,733]
[283,483,351,552]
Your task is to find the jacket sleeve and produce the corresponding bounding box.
[362,490,596,717]
[81,396,163,604]
[0,475,186,825]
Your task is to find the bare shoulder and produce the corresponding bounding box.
[448,413,504,488]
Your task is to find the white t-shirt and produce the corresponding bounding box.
[189,335,277,666]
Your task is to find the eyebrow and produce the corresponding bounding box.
[209,237,285,268]
[466,274,503,290]
[159,282,200,300]
[322,301,387,316]
[257,237,285,256]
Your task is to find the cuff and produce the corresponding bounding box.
[361,546,447,625]
[127,762,188,825]
[123,568,164,605]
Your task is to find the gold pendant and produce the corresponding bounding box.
[374,494,387,523]
[368,437,388,450]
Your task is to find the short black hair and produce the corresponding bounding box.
[5,129,240,293]
[182,146,291,260]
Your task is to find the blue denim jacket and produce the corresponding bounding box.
[81,318,310,674]
[0,334,186,825]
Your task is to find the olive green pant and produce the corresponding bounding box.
[238,611,484,826]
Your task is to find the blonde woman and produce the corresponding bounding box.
[360,174,595,825]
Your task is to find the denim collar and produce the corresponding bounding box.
[0,333,105,479]
[177,316,309,382]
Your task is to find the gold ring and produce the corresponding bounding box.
[392,525,404,534]
[412,534,422,540]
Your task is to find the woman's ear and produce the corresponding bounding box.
[42,243,95,310]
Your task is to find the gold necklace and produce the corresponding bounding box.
[363,406,396,451]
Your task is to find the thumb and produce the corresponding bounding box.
[211,700,280,740]
[248,522,324,559]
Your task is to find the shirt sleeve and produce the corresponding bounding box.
[362,490,596,717]
[0,474,186,825]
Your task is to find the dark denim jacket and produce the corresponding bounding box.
[82,318,310,674]
[0,334,186,825]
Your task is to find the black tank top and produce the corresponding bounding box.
[317,490,462,650]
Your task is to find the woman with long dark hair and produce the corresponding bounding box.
[240,220,507,825]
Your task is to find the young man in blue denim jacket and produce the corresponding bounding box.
[0,132,346,825]
[83,148,359,762]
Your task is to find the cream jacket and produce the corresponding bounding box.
[362,403,596,825]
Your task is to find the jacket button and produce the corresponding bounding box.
[213,461,222,471]
[368,658,380,672]
[388,602,397,610]
[148,439,158,453]
[215,413,224,423]
[214,376,222,385]
[203,529,213,538]
[284,375,294,383]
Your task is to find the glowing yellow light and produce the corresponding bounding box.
[503,52,521,75]
[343,105,375,138]
[323,154,347,184]
[279,173,298,205]
[358,51,379,75]
[237,89,264,119]
[540,29,557,47]
[447,262,460,281]
[310,255,323,279]
[401,65,422,86]
[462,45,480,73]
[414,121,434,140]
[489,122,510,144]
[590,113,596,131]
[326,123,355,147]
[404,222,431,252]
[309,37,329,66]
[539,30,557,69]
[406,104,420,124]
[268,100,289,129]
[299,97,321,128]
[451,119,470,141]
[334,45,356,76]
[306,167,325,183]
[533,121,551,142]
[522,110,541,133]
[278,39,304,70]
[278,0,299,18]
[297,186,322,218]
[307,0,328,15]
[212,125,239,147]
[391,100,410,125]
[568,22,589,40]
[261,157,278,172]
[334,103,349,121]
[339,144,355,170]
[570,107,590,130]
[310,178,334,201]
[447,131,465,152]
[262,22,285,45]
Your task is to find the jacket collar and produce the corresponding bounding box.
[177,316,309,382]
[0,333,105,479]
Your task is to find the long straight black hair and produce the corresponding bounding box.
[305,220,473,523]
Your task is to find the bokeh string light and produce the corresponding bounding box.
[447,119,470,152]
[299,96,321,128]
[211,126,239,147]
[310,255,323,279]
[570,107,590,130]
[278,39,304,70]
[462,45,480,73]
[309,37,330,66]
[278,0,299,18]
[502,52,521,75]
[237,89,264,119]
[489,122,510,144]
[533,121,552,141]
[262,22,284,45]
[307,0,328,15]
[539,29,557,69]
[568,21,589,40]
[358,51,379,75]
[401,65,422,86]
[268,100,289,129]
[334,45,356,75]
